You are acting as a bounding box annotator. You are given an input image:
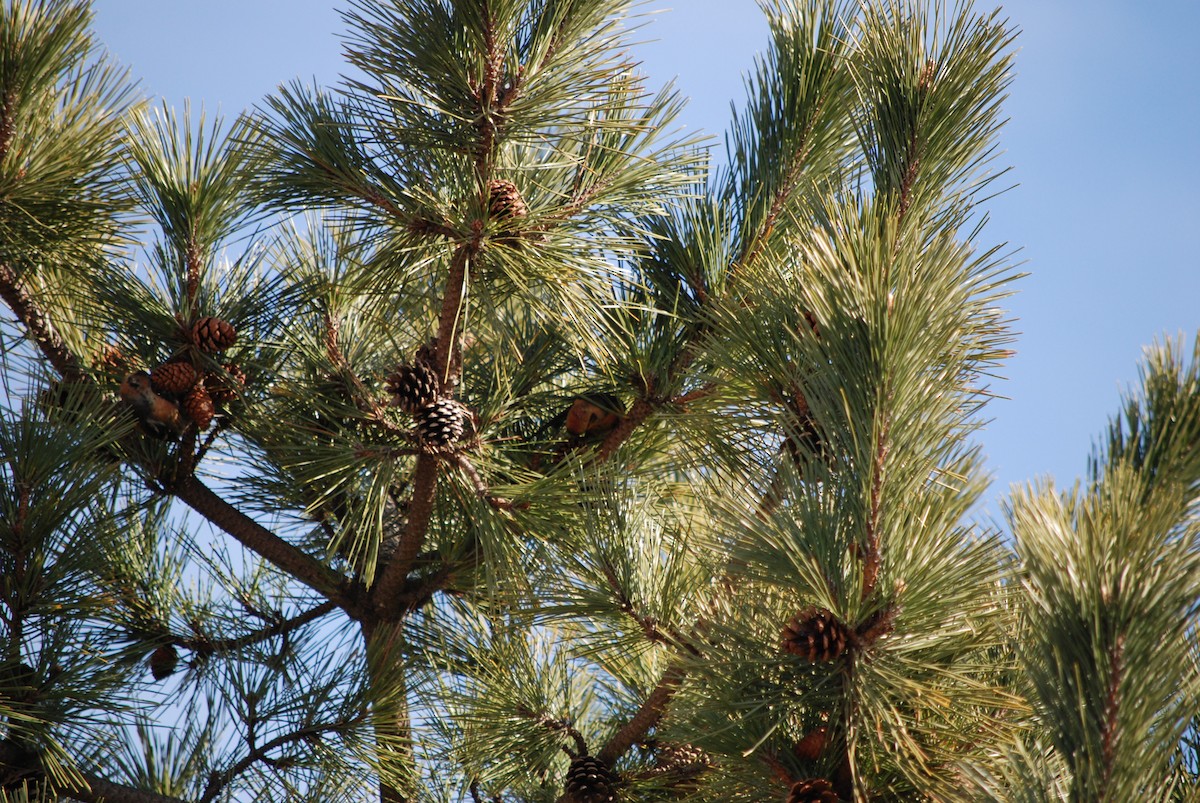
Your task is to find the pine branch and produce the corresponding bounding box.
[0,262,82,378]
[0,741,186,803]
[70,773,189,803]
[861,399,891,600]
[184,600,340,657]
[451,452,518,511]
[196,717,366,803]
[597,666,685,766]
[173,476,360,616]
[373,244,474,611]
[732,89,831,280]
[1099,633,1125,795]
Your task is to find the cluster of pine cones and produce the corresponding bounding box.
[385,340,466,448]
[108,315,244,432]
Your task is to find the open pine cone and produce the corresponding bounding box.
[415,399,465,447]
[565,755,618,803]
[182,383,215,430]
[191,316,237,352]
[386,360,439,414]
[782,607,851,663]
[786,778,840,803]
[488,178,528,221]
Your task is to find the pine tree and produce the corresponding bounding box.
[1,1,1199,802]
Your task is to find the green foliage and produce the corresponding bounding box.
[4,1,1200,802]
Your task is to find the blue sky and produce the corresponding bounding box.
[91,1,1200,507]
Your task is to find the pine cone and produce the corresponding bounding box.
[181,384,215,431]
[653,742,710,772]
[96,343,129,377]
[386,361,440,414]
[191,316,237,352]
[782,607,850,663]
[150,360,198,396]
[792,727,829,762]
[565,755,618,803]
[205,363,247,404]
[148,645,178,680]
[415,399,464,447]
[786,778,840,803]
[488,178,528,221]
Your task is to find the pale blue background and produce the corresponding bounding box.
[91,1,1200,505]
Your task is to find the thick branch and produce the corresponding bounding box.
[597,666,685,765]
[596,398,654,461]
[71,772,188,803]
[173,476,359,616]
[373,246,473,611]
[0,262,82,378]
[0,742,185,803]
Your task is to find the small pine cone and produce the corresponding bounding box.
[786,778,840,803]
[488,178,528,221]
[191,316,237,352]
[181,384,215,430]
[653,742,710,772]
[150,360,198,396]
[855,602,898,649]
[148,645,178,680]
[565,755,618,803]
[792,727,829,762]
[386,361,440,413]
[782,607,850,663]
[205,363,247,404]
[415,399,464,447]
[96,343,128,376]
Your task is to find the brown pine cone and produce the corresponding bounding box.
[782,607,851,663]
[385,360,439,414]
[488,178,528,221]
[415,399,465,447]
[181,384,215,430]
[148,645,179,681]
[792,727,829,762]
[565,755,618,803]
[205,363,247,404]
[191,316,237,352]
[786,778,840,803]
[150,360,198,396]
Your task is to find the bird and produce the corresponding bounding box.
[118,372,186,438]
[563,394,624,443]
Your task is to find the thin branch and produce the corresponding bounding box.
[450,452,520,510]
[197,718,364,803]
[173,476,360,616]
[519,706,588,758]
[185,600,339,657]
[861,399,890,600]
[732,87,831,281]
